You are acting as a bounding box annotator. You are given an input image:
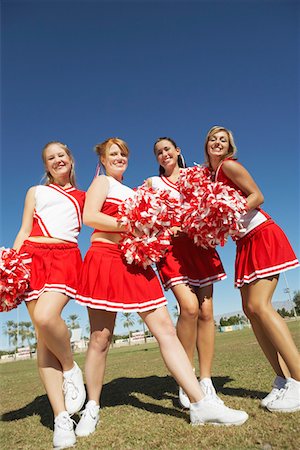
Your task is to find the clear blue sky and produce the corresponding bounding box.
[1,0,299,349]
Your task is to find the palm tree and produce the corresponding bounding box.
[67,314,80,329]
[121,312,135,345]
[4,320,18,349]
[19,321,35,349]
[138,317,147,344]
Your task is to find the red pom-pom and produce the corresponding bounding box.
[178,166,248,248]
[0,248,31,312]
[117,184,181,268]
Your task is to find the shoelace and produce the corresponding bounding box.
[56,414,76,431]
[79,405,98,420]
[63,378,79,400]
[202,384,224,405]
[275,384,289,401]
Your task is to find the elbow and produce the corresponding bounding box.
[83,212,94,227]
[259,193,264,206]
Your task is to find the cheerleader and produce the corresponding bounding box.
[204,126,300,413]
[148,137,227,409]
[75,137,248,436]
[13,141,86,448]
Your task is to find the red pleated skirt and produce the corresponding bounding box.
[235,220,299,288]
[156,234,226,290]
[76,242,167,312]
[19,240,82,301]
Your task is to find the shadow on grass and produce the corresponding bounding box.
[213,376,267,400]
[0,374,267,430]
[1,394,53,429]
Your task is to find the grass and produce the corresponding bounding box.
[0,322,299,450]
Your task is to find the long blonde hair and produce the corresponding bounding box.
[204,126,237,168]
[42,141,77,186]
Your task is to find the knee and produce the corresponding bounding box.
[198,306,214,323]
[179,304,199,322]
[34,311,56,332]
[243,301,266,319]
[89,330,111,354]
[152,322,177,341]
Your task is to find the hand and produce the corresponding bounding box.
[169,226,182,237]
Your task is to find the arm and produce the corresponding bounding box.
[83,175,127,232]
[13,187,36,252]
[222,160,264,210]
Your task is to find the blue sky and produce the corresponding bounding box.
[1,0,299,349]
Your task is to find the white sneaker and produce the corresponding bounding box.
[190,396,249,426]
[267,377,300,413]
[261,375,287,408]
[75,400,100,437]
[179,386,190,408]
[63,362,86,415]
[53,411,76,448]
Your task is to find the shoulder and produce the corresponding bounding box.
[25,185,38,199]
[145,177,155,187]
[90,175,110,188]
[221,159,243,174]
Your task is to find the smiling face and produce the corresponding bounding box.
[206,131,230,160]
[154,139,180,173]
[101,143,128,179]
[204,126,237,168]
[43,143,73,183]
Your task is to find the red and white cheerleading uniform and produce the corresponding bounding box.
[215,160,299,287]
[150,175,226,290]
[76,176,167,312]
[19,184,85,301]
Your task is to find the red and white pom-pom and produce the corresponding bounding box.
[180,180,248,248]
[178,165,212,203]
[117,184,182,268]
[0,248,31,312]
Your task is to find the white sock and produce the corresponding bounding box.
[200,377,213,386]
[63,362,78,378]
[287,377,300,386]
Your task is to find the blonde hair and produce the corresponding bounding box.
[94,138,130,169]
[204,126,237,168]
[42,141,77,187]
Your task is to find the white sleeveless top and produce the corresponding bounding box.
[93,176,134,233]
[30,184,85,243]
[150,176,180,200]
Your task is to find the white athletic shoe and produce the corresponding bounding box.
[190,396,249,426]
[261,376,287,408]
[179,386,190,409]
[266,378,300,413]
[75,400,100,437]
[53,411,76,449]
[63,362,86,415]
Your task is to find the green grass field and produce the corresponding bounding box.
[1,322,299,450]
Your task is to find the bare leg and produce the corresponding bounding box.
[241,277,300,380]
[196,285,215,380]
[171,284,199,364]
[33,292,74,371]
[27,299,67,416]
[140,306,204,403]
[84,309,116,404]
